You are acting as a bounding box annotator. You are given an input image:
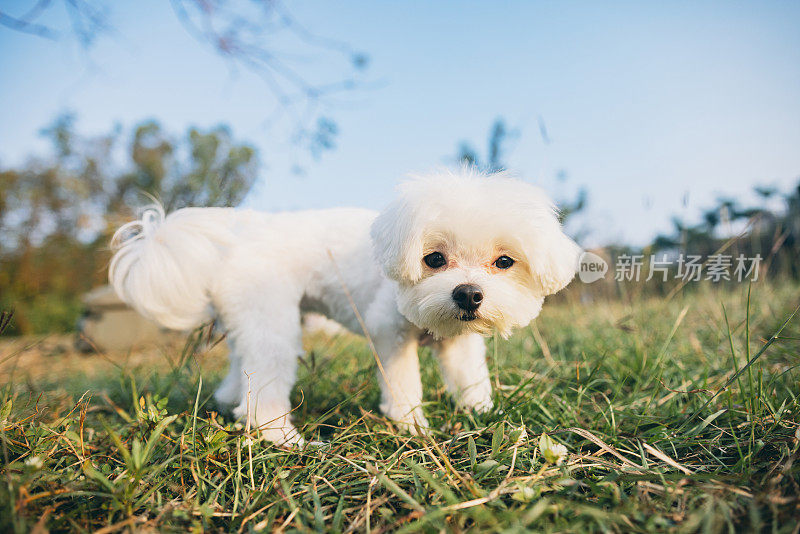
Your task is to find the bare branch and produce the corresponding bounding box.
[168,0,369,146]
[0,0,58,40]
[2,0,370,158]
[63,0,111,49]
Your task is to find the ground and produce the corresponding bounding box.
[1,282,799,532]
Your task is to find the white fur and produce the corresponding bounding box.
[109,168,580,445]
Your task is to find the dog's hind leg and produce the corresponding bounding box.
[214,347,242,406]
[435,333,493,413]
[222,299,304,446]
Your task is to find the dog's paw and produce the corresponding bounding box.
[402,417,431,436]
[386,406,430,435]
[213,383,240,406]
[259,425,304,448]
[232,402,302,447]
[456,390,494,414]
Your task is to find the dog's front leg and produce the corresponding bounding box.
[435,333,493,413]
[373,330,429,433]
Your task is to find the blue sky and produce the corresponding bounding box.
[1,1,799,246]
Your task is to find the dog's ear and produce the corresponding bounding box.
[512,187,582,297]
[371,198,424,282]
[524,223,582,296]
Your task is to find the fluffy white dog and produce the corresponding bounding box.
[109,168,581,445]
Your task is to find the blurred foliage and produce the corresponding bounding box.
[650,184,800,276]
[581,181,800,302]
[652,181,800,278]
[0,114,259,335]
[457,118,517,174]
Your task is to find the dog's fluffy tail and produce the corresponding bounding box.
[109,205,234,331]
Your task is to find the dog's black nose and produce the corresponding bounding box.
[452,284,483,311]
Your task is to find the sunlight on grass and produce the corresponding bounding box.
[1,283,799,531]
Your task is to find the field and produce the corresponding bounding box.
[1,282,799,532]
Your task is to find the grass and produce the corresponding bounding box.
[1,282,799,532]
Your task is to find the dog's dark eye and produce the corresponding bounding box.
[423,252,447,269]
[494,255,514,269]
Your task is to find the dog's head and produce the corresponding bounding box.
[371,168,581,338]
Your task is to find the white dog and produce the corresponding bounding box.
[109,168,581,445]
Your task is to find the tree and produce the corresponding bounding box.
[0,115,259,335]
[117,121,257,211]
